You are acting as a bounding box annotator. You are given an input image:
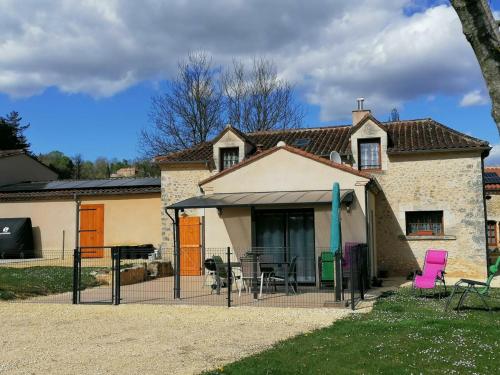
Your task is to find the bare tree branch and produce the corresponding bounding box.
[141,54,305,157]
[451,0,500,134]
[223,58,304,132]
[140,52,223,157]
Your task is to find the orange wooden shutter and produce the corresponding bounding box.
[80,204,104,258]
[179,216,201,276]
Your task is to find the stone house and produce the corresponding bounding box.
[156,104,490,281]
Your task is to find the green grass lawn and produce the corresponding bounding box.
[205,288,500,375]
[0,266,103,300]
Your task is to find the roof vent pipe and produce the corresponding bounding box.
[356,98,364,110]
[352,98,370,126]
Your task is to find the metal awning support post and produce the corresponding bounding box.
[174,208,181,299]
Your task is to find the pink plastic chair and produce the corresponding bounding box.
[413,249,448,297]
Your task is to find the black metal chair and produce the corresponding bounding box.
[269,256,298,294]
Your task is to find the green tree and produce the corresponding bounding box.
[134,158,160,177]
[93,157,111,178]
[0,111,30,150]
[79,161,95,179]
[39,151,74,179]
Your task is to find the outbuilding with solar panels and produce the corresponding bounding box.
[0,178,161,258]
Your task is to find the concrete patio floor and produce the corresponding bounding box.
[29,275,403,309]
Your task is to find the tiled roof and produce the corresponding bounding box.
[386,119,488,153]
[0,149,25,158]
[156,142,214,164]
[156,118,489,164]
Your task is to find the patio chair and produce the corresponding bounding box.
[445,257,500,312]
[413,249,448,298]
[319,251,334,288]
[269,256,298,294]
[210,255,241,295]
[238,256,264,297]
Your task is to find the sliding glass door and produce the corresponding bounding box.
[255,209,315,283]
[287,211,315,283]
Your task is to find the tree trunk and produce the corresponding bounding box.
[451,0,500,134]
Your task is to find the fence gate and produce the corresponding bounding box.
[73,247,118,304]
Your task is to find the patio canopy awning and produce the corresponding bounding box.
[167,189,354,209]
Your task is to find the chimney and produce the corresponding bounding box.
[352,98,371,126]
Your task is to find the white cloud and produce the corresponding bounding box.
[0,1,487,120]
[485,144,500,166]
[459,89,489,107]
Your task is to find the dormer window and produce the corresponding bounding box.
[220,147,239,171]
[358,138,381,170]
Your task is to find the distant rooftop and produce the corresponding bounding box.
[0,149,26,158]
[0,177,160,200]
[484,167,500,191]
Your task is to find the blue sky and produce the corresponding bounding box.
[0,0,498,162]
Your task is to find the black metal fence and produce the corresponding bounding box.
[1,245,369,309]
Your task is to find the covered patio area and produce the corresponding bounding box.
[160,145,379,308]
[164,189,372,308]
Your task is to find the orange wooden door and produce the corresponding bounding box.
[179,216,201,276]
[80,204,104,258]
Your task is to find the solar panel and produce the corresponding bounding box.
[119,178,159,187]
[44,181,79,189]
[0,178,160,193]
[485,175,500,184]
[98,179,131,188]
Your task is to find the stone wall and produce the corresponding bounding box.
[374,151,487,278]
[160,164,212,250]
[486,192,500,222]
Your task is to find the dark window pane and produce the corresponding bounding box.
[220,148,239,170]
[255,209,316,283]
[487,221,497,245]
[405,211,443,236]
[358,139,380,170]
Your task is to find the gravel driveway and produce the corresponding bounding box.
[0,303,356,375]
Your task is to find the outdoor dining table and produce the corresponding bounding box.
[259,261,291,296]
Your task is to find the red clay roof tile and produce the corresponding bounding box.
[156,119,489,164]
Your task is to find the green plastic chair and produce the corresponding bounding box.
[319,251,334,288]
[445,257,500,312]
